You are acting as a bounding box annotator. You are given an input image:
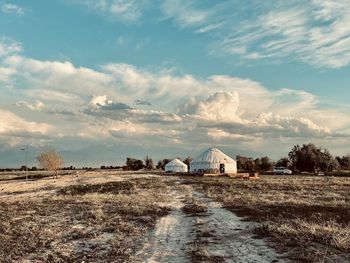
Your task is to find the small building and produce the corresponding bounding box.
[165,158,188,173]
[190,147,237,174]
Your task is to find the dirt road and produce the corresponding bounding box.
[137,177,289,263]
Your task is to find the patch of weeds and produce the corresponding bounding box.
[57,181,135,195]
[189,242,225,263]
[182,198,208,215]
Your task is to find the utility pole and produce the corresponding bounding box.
[20,145,28,182]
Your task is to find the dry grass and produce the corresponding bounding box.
[189,242,225,263]
[182,199,208,215]
[0,173,170,262]
[183,175,350,262]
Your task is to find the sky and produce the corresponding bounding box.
[0,0,350,167]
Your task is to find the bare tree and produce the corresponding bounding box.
[37,149,64,179]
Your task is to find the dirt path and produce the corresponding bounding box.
[192,191,289,262]
[137,177,290,263]
[136,181,196,262]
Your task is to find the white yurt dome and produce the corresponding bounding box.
[190,147,237,174]
[165,158,188,173]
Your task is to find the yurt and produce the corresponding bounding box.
[165,158,188,173]
[190,147,237,174]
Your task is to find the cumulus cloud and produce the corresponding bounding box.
[252,112,331,137]
[179,91,243,123]
[4,55,115,100]
[207,128,255,142]
[89,95,131,111]
[0,109,52,136]
[0,41,349,156]
[90,95,113,108]
[85,95,182,124]
[183,91,334,139]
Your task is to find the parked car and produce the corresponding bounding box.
[273,167,292,175]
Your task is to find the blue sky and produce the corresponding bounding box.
[0,0,349,167]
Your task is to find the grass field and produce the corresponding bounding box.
[0,171,349,262]
[183,175,350,262]
[0,172,171,262]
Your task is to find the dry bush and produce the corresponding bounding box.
[37,149,64,179]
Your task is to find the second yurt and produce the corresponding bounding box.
[165,158,188,173]
[190,147,237,174]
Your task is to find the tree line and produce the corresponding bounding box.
[237,143,350,173]
[12,143,349,177]
[123,156,193,171]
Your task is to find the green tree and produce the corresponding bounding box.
[259,156,273,171]
[183,157,193,167]
[156,159,170,170]
[336,155,350,170]
[276,157,290,168]
[126,157,144,171]
[288,143,338,172]
[236,155,256,172]
[144,156,155,170]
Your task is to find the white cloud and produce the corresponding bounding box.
[180,91,334,139]
[76,0,149,23]
[0,66,16,82]
[160,0,350,68]
[0,39,22,57]
[71,0,350,68]
[0,42,349,156]
[0,109,52,136]
[85,95,182,124]
[90,95,112,107]
[16,100,45,111]
[252,112,331,137]
[207,128,255,142]
[4,55,115,99]
[1,3,24,15]
[161,0,211,27]
[179,91,243,123]
[25,89,84,105]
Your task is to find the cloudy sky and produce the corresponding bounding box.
[0,0,350,167]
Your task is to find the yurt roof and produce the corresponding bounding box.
[191,148,235,164]
[166,158,187,167]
